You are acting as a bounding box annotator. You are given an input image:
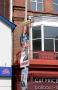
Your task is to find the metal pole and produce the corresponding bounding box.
[20,1,29,90]
[10,0,12,21]
[25,0,27,21]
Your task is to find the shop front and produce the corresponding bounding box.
[13,15,58,90]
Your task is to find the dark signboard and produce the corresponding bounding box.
[28,82,58,90]
[0,67,12,77]
[18,78,58,90]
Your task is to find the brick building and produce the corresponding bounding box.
[0,0,58,90]
[12,0,58,90]
[13,0,58,63]
[0,0,12,20]
[1,0,58,90]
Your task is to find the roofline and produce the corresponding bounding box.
[0,16,16,31]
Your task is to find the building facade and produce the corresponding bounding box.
[0,0,10,19]
[0,1,15,90]
[13,0,58,90]
[0,16,16,90]
[13,0,58,63]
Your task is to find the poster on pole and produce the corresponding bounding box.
[21,67,28,89]
[20,47,29,68]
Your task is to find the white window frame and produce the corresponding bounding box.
[31,0,44,11]
[29,21,58,53]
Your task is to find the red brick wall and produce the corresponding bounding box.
[0,0,10,19]
[13,21,22,63]
[13,0,25,7]
[13,0,54,63]
[44,0,53,13]
[0,0,2,15]
[4,0,10,19]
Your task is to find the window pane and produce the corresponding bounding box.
[37,3,43,11]
[44,26,58,38]
[37,0,42,2]
[53,0,58,13]
[53,4,58,13]
[33,39,41,51]
[55,40,58,51]
[31,2,36,11]
[32,0,42,2]
[44,39,54,51]
[53,0,58,4]
[32,0,36,1]
[31,0,43,11]
[32,26,41,39]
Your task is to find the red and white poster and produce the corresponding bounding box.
[21,67,28,90]
[20,47,29,68]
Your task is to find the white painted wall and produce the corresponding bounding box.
[0,21,12,90]
[0,21,12,67]
[0,79,11,90]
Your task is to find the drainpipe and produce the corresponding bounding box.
[25,0,27,21]
[10,0,12,22]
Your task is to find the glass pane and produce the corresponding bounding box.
[53,4,58,13]
[53,0,58,4]
[31,0,43,11]
[32,0,36,1]
[55,40,58,51]
[37,3,43,11]
[32,26,41,39]
[44,26,58,38]
[32,0,43,2]
[44,39,54,51]
[31,2,36,11]
[37,0,42,2]
[33,39,41,51]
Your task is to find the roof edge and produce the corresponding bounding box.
[0,16,16,31]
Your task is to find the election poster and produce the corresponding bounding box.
[21,67,28,90]
[20,47,29,68]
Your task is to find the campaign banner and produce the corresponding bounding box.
[21,67,28,89]
[0,67,12,77]
[20,48,29,68]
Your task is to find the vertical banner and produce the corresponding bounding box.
[20,46,29,68]
[21,67,28,90]
[20,25,29,90]
[20,24,30,68]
